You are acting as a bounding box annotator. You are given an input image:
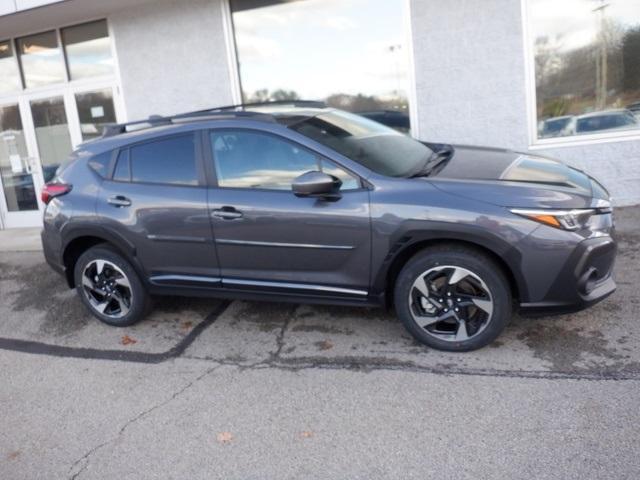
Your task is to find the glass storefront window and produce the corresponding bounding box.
[230,0,411,131]
[17,31,67,88]
[531,0,640,139]
[75,88,117,141]
[62,20,114,80]
[31,97,73,183]
[0,40,22,94]
[0,105,38,212]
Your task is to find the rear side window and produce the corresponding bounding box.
[88,151,112,178]
[129,134,198,185]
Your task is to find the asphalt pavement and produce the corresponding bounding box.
[0,206,638,479]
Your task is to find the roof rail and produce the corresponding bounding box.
[100,110,275,139]
[210,99,327,111]
[100,100,326,139]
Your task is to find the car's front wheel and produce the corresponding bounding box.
[74,245,150,327]
[394,246,512,351]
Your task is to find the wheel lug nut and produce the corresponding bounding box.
[457,298,461,302]
[455,308,459,312]
[444,308,448,312]
[447,292,451,297]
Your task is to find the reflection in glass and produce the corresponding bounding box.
[0,105,38,212]
[62,20,114,80]
[75,89,116,141]
[31,97,72,183]
[532,0,640,138]
[211,130,319,189]
[0,40,22,94]
[231,0,411,130]
[17,31,66,88]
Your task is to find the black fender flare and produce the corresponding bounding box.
[60,224,146,287]
[371,222,529,302]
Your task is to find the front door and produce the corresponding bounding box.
[207,128,371,298]
[0,102,41,228]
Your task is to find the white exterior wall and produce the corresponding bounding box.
[109,0,235,121]
[410,0,640,206]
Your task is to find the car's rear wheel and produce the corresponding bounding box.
[394,246,512,351]
[74,245,150,327]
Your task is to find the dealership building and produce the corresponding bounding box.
[0,0,638,229]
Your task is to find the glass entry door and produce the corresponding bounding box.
[0,103,41,228]
[0,84,120,229]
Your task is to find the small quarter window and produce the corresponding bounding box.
[88,151,112,178]
[320,158,359,190]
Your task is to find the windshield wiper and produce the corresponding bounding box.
[410,144,455,178]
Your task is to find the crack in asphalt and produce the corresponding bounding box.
[182,352,640,381]
[67,364,223,480]
[2,298,639,382]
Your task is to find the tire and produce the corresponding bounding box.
[74,244,151,327]
[394,245,512,352]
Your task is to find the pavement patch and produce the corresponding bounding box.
[0,251,229,362]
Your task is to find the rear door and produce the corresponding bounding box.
[96,131,220,286]
[205,128,371,298]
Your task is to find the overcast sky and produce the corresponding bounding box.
[530,0,640,51]
[233,0,409,100]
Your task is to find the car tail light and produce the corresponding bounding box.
[41,183,72,205]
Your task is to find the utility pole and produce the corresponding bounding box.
[592,0,610,110]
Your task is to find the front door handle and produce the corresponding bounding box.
[108,195,132,207]
[212,207,243,220]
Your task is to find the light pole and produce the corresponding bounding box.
[592,0,610,110]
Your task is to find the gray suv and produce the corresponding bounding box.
[41,102,617,351]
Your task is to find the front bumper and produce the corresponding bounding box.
[519,235,616,315]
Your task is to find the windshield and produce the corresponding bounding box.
[287,110,432,177]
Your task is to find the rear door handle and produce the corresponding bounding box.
[108,195,132,207]
[212,207,243,220]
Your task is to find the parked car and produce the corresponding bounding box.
[358,110,410,133]
[575,109,638,135]
[626,101,640,114]
[626,101,640,120]
[539,115,575,138]
[41,101,616,351]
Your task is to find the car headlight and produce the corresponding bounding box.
[510,208,596,231]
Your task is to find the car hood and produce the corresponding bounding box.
[425,145,609,209]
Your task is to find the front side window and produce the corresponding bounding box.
[129,134,198,186]
[210,130,358,190]
[230,0,411,132]
[530,0,640,140]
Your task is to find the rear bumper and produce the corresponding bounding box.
[41,228,66,277]
[519,235,616,315]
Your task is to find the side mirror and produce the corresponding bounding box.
[292,171,342,199]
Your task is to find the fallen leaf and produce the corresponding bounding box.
[7,451,20,460]
[180,321,193,330]
[216,432,234,444]
[121,335,137,346]
[300,431,313,439]
[314,340,333,351]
